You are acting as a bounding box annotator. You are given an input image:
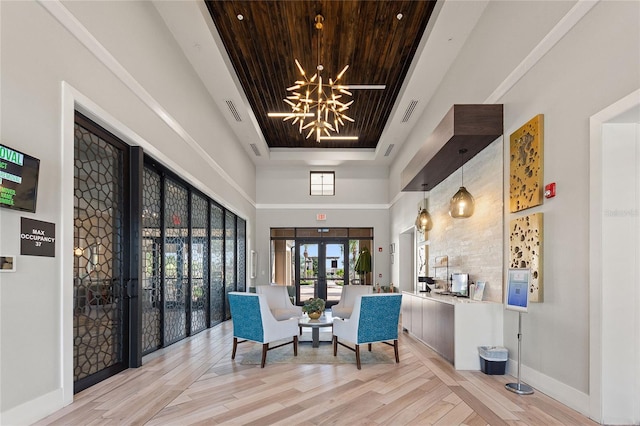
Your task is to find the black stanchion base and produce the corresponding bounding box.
[506,382,534,395]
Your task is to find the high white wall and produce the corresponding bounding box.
[0,1,255,423]
[390,0,640,419]
[255,165,391,287]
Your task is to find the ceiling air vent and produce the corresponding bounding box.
[225,100,242,122]
[384,144,395,157]
[401,100,419,123]
[249,143,261,157]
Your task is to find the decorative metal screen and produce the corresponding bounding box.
[73,121,124,383]
[163,179,189,345]
[141,166,162,354]
[210,203,225,326]
[237,218,246,292]
[224,211,236,320]
[191,193,208,334]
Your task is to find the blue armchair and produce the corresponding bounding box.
[332,293,402,369]
[228,292,299,368]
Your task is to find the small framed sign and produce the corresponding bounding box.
[20,217,56,257]
[473,281,486,301]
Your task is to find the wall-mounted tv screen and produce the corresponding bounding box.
[505,268,530,312]
[0,143,40,213]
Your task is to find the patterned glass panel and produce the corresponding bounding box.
[164,179,189,345]
[237,218,246,292]
[73,122,124,382]
[141,166,162,354]
[191,193,208,334]
[210,204,224,326]
[225,211,236,320]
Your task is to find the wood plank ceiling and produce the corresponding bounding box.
[205,1,437,150]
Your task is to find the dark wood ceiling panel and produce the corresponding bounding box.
[205,0,437,149]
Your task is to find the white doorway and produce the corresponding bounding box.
[589,89,640,424]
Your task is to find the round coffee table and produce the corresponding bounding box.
[298,311,333,348]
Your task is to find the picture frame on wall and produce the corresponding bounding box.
[510,114,544,213]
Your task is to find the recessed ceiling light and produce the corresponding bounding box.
[237,14,244,21]
[396,13,403,20]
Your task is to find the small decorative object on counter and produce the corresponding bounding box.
[302,297,325,319]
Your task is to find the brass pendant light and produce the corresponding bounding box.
[449,149,475,218]
[415,185,433,232]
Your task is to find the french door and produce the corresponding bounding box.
[73,113,134,393]
[296,240,348,307]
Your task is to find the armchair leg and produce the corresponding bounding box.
[368,343,372,352]
[232,337,238,360]
[355,344,361,370]
[294,336,298,356]
[333,336,338,356]
[261,343,269,368]
[394,339,399,363]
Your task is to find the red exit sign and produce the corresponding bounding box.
[316,213,327,221]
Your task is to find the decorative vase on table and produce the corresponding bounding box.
[302,297,325,320]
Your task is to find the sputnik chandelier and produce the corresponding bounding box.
[269,14,356,143]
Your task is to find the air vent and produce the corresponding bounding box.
[249,143,261,156]
[225,100,242,122]
[384,144,395,157]
[401,100,419,123]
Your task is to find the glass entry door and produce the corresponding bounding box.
[296,240,348,307]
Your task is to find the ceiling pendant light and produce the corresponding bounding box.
[449,148,475,218]
[415,185,433,232]
[273,14,354,143]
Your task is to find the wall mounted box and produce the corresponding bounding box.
[401,104,504,191]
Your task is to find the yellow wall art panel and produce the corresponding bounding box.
[510,114,544,212]
[509,213,543,302]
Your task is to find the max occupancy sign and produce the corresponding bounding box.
[0,143,40,213]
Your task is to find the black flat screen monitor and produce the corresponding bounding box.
[451,273,469,297]
[505,268,530,312]
[0,143,40,213]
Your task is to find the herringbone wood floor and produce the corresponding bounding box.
[36,320,595,425]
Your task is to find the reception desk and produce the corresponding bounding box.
[402,291,503,370]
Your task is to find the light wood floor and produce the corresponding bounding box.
[36,321,595,425]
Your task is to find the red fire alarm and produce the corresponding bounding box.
[544,182,556,198]
[378,247,383,252]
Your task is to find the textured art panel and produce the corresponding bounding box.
[509,213,543,302]
[510,114,544,212]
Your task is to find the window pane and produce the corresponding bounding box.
[310,171,334,196]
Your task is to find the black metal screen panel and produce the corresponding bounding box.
[237,218,246,292]
[210,204,225,326]
[191,193,208,334]
[73,121,124,383]
[141,166,162,354]
[163,179,189,345]
[224,211,236,320]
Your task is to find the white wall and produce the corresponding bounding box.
[0,1,255,423]
[389,0,640,419]
[255,165,392,288]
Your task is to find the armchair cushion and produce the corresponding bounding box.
[331,285,373,319]
[256,285,303,320]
